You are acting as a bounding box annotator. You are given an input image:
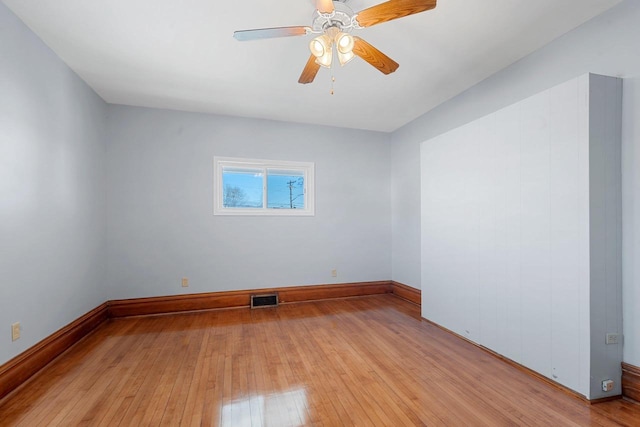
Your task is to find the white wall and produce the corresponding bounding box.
[105,105,391,299]
[421,74,622,400]
[392,0,640,367]
[0,4,108,365]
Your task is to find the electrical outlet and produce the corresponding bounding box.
[331,269,337,278]
[11,322,20,341]
[605,333,619,345]
[181,277,189,287]
[602,379,614,392]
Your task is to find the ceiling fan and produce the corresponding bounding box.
[233,0,437,84]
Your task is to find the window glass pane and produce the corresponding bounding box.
[222,168,263,208]
[214,157,314,216]
[267,169,305,209]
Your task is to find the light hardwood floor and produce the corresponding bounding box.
[1,295,639,426]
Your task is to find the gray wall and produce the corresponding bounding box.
[391,134,421,288]
[106,105,391,299]
[391,0,640,367]
[589,75,624,399]
[622,76,640,369]
[0,3,108,365]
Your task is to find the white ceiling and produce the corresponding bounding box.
[3,0,621,132]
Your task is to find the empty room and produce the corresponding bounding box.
[2,0,640,425]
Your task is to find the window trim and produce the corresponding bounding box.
[213,156,315,216]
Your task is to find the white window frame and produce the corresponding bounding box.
[214,156,315,216]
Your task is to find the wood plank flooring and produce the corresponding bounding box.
[1,295,639,426]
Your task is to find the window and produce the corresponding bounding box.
[214,157,315,216]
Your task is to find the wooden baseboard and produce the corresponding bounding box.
[108,281,393,318]
[0,280,410,402]
[0,303,108,401]
[390,281,421,305]
[622,362,640,403]
[1,279,632,410]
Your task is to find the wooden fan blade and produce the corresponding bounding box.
[299,54,321,84]
[355,0,436,28]
[352,37,399,75]
[234,26,310,41]
[316,0,335,14]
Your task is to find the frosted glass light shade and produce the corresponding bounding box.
[335,32,354,66]
[337,50,354,66]
[310,39,325,57]
[310,34,333,68]
[336,32,354,54]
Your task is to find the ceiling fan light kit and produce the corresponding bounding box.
[233,0,437,84]
[310,27,355,68]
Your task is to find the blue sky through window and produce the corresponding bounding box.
[267,174,304,209]
[222,168,305,209]
[222,170,262,208]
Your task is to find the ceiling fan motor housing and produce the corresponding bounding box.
[311,1,358,33]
